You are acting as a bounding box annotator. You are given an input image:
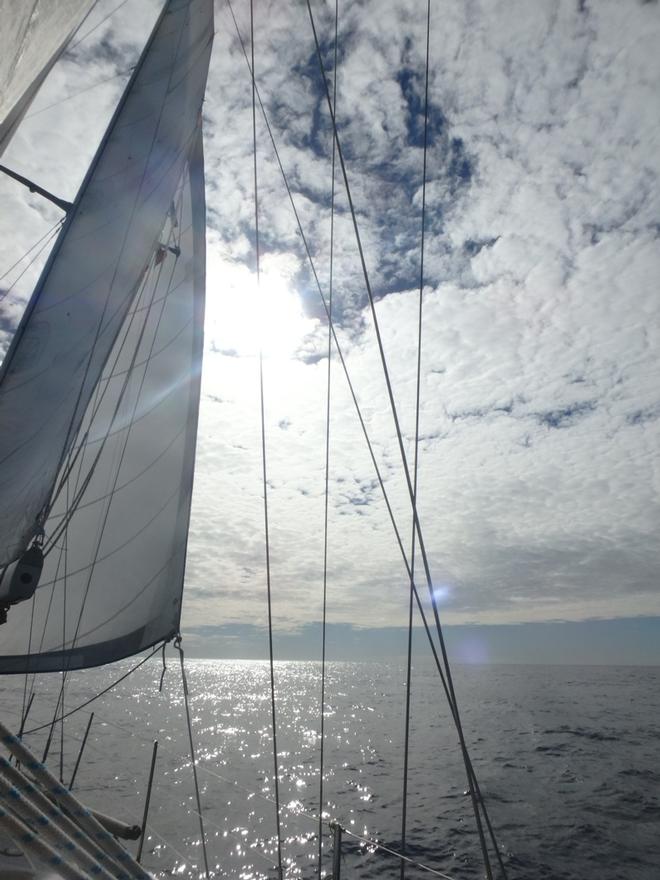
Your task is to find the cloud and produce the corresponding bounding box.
[1,0,658,646]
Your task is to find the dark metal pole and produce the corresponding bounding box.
[136,740,158,864]
[69,712,94,790]
[0,164,72,212]
[331,822,342,880]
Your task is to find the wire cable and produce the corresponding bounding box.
[175,637,210,880]
[225,0,458,739]
[24,69,132,120]
[66,0,131,54]
[250,2,283,876]
[0,220,63,286]
[401,3,431,876]
[304,5,500,877]
[225,8,506,875]
[0,223,63,305]
[318,1,338,877]
[23,642,164,735]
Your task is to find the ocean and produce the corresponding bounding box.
[1,659,659,879]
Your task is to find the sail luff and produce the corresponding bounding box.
[168,126,207,640]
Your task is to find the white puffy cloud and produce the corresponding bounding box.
[1,0,658,638]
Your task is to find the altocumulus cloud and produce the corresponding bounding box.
[0,0,658,646]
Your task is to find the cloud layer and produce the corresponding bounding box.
[1,0,658,641]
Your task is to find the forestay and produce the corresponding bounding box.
[0,0,94,156]
[0,128,206,672]
[0,0,213,567]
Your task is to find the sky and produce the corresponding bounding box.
[0,0,659,663]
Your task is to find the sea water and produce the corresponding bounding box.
[1,660,658,879]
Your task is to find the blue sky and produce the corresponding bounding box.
[0,0,659,664]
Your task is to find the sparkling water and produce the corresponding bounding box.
[1,659,658,879]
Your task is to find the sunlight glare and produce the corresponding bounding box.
[205,253,316,359]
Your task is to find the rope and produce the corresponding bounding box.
[223,2,432,651]
[250,2,283,876]
[179,744,459,880]
[401,2,431,875]
[23,642,164,735]
[174,637,210,880]
[318,2,339,877]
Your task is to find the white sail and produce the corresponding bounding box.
[0,0,213,567]
[0,0,95,156]
[0,129,206,671]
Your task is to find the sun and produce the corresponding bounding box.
[205,251,316,360]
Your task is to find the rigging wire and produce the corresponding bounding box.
[185,766,461,880]
[60,474,70,782]
[23,642,164,735]
[24,69,133,120]
[113,706,460,880]
[318,1,339,876]
[66,0,131,54]
[250,1,283,876]
[304,4,502,876]
[23,1,133,121]
[401,2,431,876]
[223,30,506,877]
[0,219,63,287]
[228,7,506,870]
[225,0,462,735]
[42,684,455,880]
[228,0,460,709]
[175,637,210,880]
[0,222,63,305]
